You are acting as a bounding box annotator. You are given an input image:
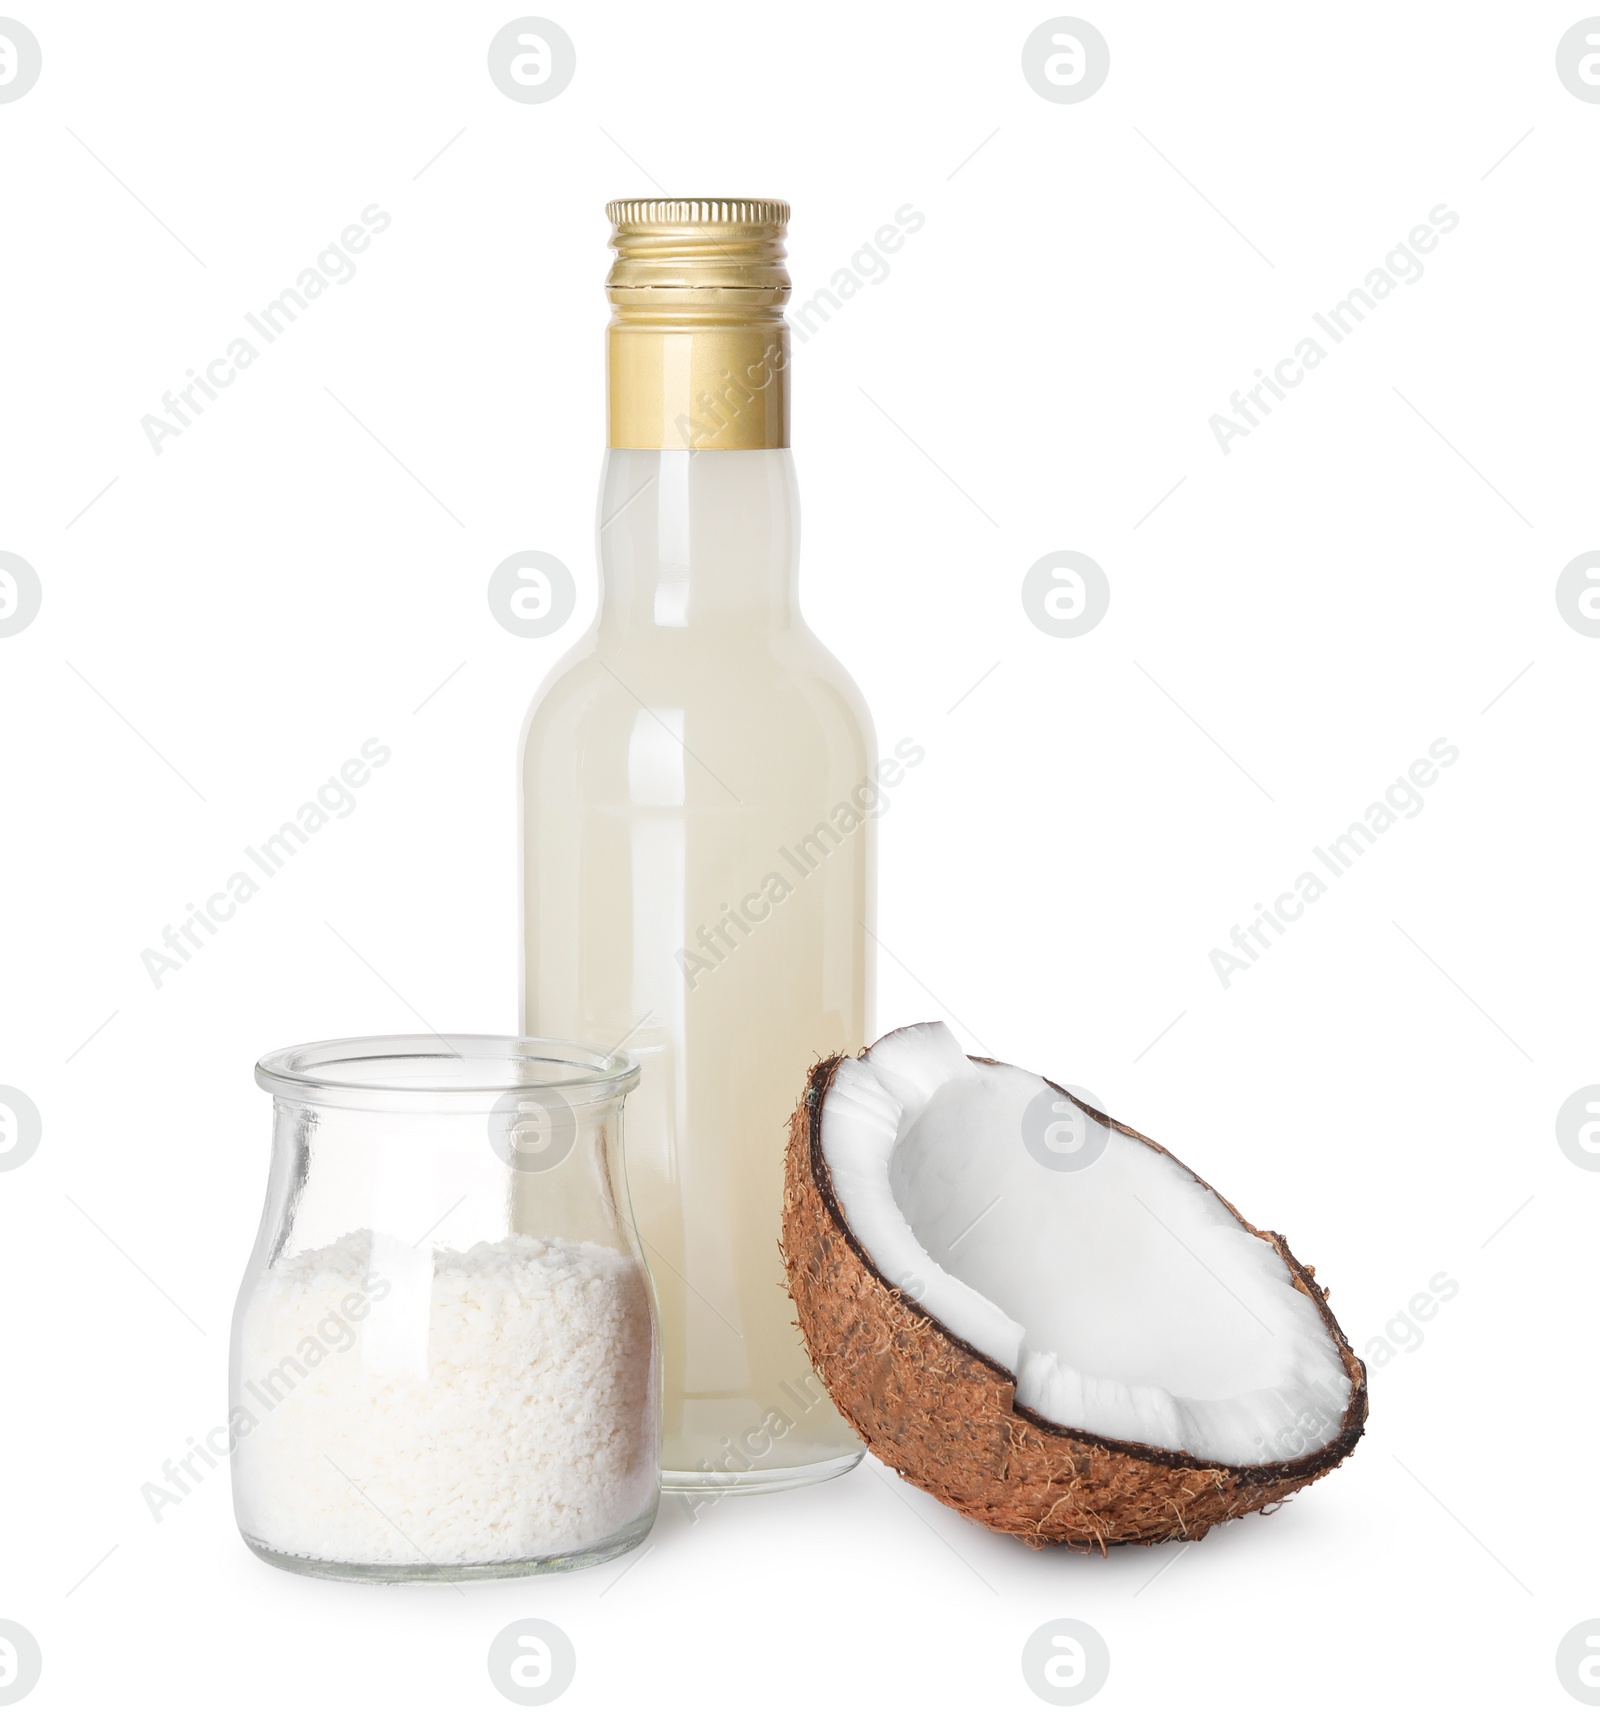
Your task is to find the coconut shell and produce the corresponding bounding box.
[782,1052,1367,1550]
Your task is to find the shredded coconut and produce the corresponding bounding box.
[233,1230,656,1567]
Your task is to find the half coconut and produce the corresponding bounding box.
[783,1023,1365,1549]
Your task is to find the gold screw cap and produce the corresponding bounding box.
[605,198,792,450]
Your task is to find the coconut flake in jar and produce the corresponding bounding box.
[232,1230,656,1568]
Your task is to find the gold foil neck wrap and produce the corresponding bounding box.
[605,198,790,451]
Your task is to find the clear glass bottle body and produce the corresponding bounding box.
[231,1035,658,1581]
[520,447,871,1488]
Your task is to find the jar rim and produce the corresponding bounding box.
[255,1034,641,1106]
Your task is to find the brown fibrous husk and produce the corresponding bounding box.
[782,1051,1367,1551]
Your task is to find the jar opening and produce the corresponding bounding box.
[255,1034,640,1108]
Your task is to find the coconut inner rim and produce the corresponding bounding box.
[817,1023,1353,1468]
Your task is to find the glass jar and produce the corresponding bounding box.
[230,1035,657,1583]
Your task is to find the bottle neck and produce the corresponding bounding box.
[595,449,799,639]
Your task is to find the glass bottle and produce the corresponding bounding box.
[231,1034,657,1581]
[520,199,871,1491]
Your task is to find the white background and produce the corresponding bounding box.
[2,0,1595,1716]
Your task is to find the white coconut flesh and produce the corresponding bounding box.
[819,1023,1354,1468]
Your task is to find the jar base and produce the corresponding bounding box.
[240,1503,657,1584]
[661,1450,863,1496]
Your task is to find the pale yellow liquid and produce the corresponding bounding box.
[520,449,871,1486]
